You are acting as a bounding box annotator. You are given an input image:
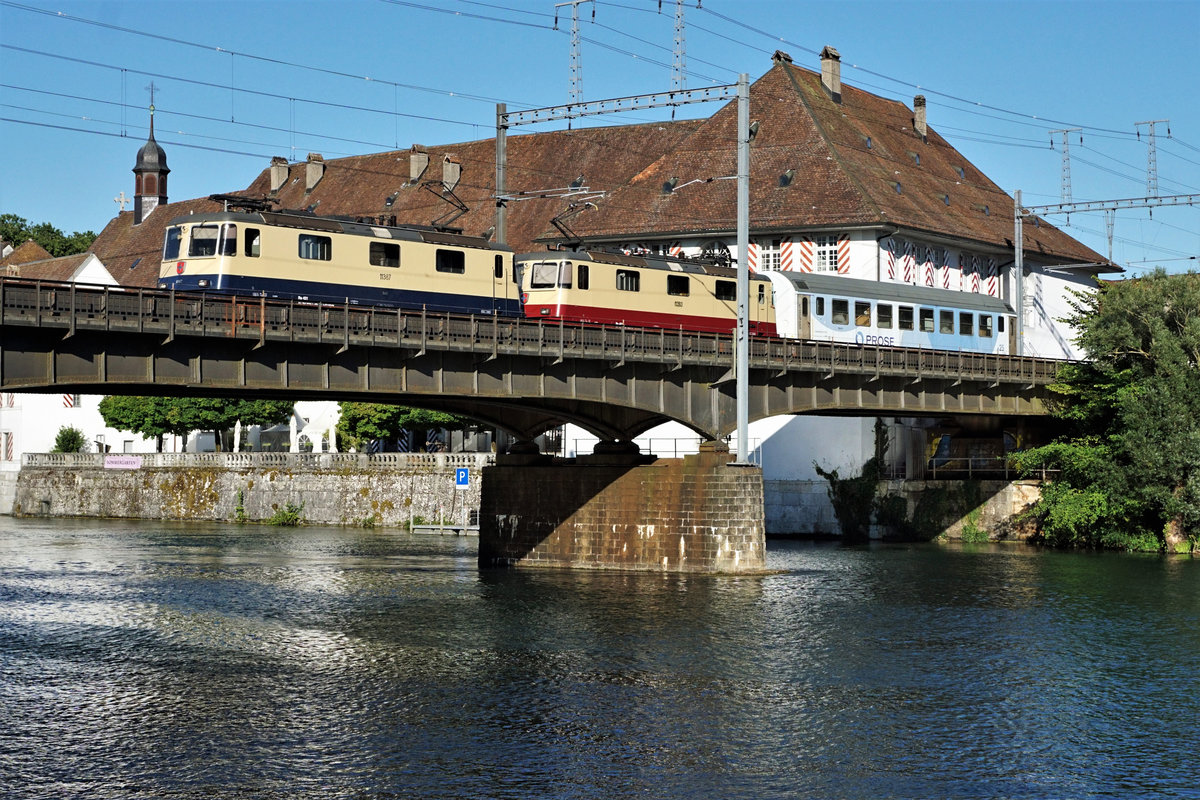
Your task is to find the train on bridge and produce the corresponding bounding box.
[159,206,1017,355]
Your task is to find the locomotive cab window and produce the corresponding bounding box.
[855,301,871,326]
[980,315,994,338]
[435,249,465,274]
[529,261,570,288]
[667,274,689,297]
[959,312,974,336]
[299,234,332,261]
[188,225,220,258]
[578,264,589,290]
[919,308,935,333]
[163,227,183,260]
[898,305,914,331]
[219,224,237,256]
[939,310,954,334]
[370,242,400,268]
[715,280,736,301]
[831,299,849,325]
[878,303,893,329]
[616,269,640,292]
[244,228,261,258]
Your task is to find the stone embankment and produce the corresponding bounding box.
[12,452,489,528]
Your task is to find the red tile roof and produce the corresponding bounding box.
[1,240,53,267]
[1,252,93,281]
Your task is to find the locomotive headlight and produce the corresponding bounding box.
[540,307,551,315]
[197,279,210,288]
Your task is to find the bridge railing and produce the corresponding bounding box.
[21,451,496,470]
[0,278,1066,385]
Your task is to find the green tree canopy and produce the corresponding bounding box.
[99,396,294,451]
[336,402,469,451]
[51,426,88,454]
[1014,270,1200,552]
[1,213,97,257]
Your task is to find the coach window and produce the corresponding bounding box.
[855,301,871,326]
[939,310,954,334]
[815,297,825,316]
[980,315,993,338]
[667,274,690,296]
[435,249,465,274]
[578,264,589,290]
[919,308,935,333]
[998,317,1006,333]
[898,305,914,330]
[299,234,332,261]
[617,269,640,292]
[494,255,504,279]
[877,303,893,329]
[370,242,400,268]
[959,312,974,336]
[188,225,220,257]
[715,280,736,301]
[831,299,849,325]
[244,228,261,258]
[219,224,237,256]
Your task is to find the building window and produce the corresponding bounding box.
[959,312,974,336]
[878,304,893,329]
[616,269,640,292]
[855,301,871,326]
[370,242,400,268]
[814,235,839,273]
[299,234,332,261]
[667,274,689,296]
[715,280,736,301]
[831,299,849,325]
[760,239,783,270]
[919,308,935,333]
[435,249,465,274]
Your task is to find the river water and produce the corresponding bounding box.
[1,517,1197,800]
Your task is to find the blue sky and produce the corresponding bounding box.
[2,0,1197,273]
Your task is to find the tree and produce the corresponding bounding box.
[336,402,468,452]
[99,396,294,452]
[1014,270,1200,552]
[0,213,96,257]
[52,426,88,453]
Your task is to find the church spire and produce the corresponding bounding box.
[132,84,169,225]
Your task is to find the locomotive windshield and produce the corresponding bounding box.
[162,226,182,260]
[185,224,237,258]
[529,261,572,289]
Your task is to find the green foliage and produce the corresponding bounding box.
[1017,271,1200,552]
[51,426,88,453]
[234,489,247,524]
[99,396,294,451]
[0,213,97,257]
[336,402,469,451]
[267,502,304,526]
[814,418,888,542]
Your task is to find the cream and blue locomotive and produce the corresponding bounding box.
[159,208,520,316]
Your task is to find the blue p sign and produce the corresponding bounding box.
[455,468,470,489]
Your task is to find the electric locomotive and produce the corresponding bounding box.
[159,206,520,316]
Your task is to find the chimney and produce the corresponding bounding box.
[772,49,792,65]
[442,154,461,192]
[913,95,928,140]
[410,146,429,184]
[269,156,289,194]
[820,45,841,103]
[305,153,324,192]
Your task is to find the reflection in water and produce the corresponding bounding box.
[1,519,1198,799]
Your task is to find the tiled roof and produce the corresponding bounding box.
[0,240,53,267]
[567,60,1104,265]
[2,252,92,281]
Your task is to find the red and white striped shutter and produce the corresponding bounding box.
[941,249,951,289]
[797,237,814,273]
[837,234,851,274]
[668,241,682,257]
[923,247,935,286]
[971,255,981,293]
[902,240,915,283]
[747,242,760,273]
[62,394,74,408]
[958,252,966,291]
[884,238,896,281]
[987,257,998,297]
[780,237,794,271]
[2,431,12,462]
[4,393,13,408]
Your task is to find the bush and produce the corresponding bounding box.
[51,426,88,453]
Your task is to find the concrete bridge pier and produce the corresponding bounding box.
[478,440,767,573]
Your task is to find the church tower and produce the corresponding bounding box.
[132,101,169,224]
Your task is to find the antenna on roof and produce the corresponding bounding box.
[555,0,595,111]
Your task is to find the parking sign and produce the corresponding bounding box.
[455,468,469,489]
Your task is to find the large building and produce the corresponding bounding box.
[7,49,1115,532]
